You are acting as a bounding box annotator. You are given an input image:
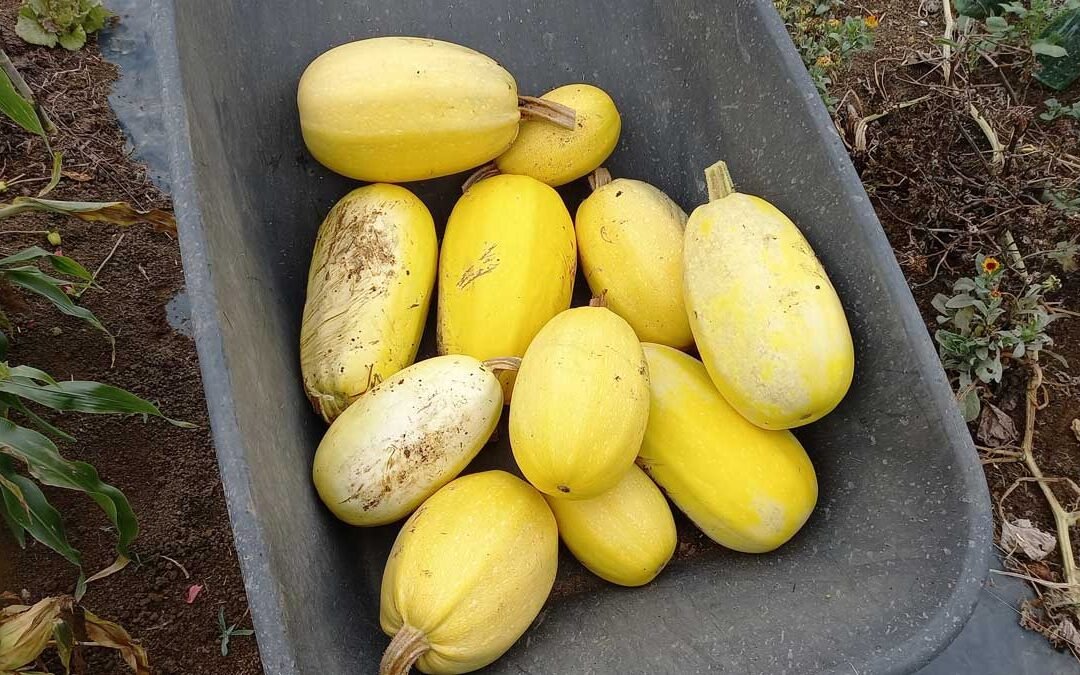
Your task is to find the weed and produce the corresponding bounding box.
[1044,188,1080,212]
[15,0,112,51]
[1040,97,1080,120]
[217,607,255,657]
[775,0,877,111]
[1048,239,1079,271]
[933,254,1061,421]
[959,0,1079,70]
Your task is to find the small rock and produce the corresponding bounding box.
[918,19,929,27]
[49,327,62,336]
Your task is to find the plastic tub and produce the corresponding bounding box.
[150,0,992,672]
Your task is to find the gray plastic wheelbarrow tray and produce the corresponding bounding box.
[149,0,992,672]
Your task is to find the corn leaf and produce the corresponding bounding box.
[0,494,26,547]
[38,152,63,197]
[0,197,177,236]
[0,246,94,281]
[53,620,75,674]
[84,609,150,675]
[0,66,44,136]
[0,455,81,566]
[0,379,192,429]
[7,365,59,385]
[0,419,137,556]
[0,393,77,443]
[1,266,109,338]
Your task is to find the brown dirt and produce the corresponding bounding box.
[829,0,1080,586]
[0,4,262,674]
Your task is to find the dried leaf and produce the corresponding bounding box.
[61,170,94,182]
[184,584,203,604]
[1055,617,1080,650]
[976,401,1018,446]
[0,197,176,236]
[0,596,64,671]
[1001,518,1056,560]
[83,609,150,675]
[1072,418,1080,444]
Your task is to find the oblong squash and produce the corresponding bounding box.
[544,464,675,586]
[496,83,621,186]
[510,307,650,499]
[684,161,854,429]
[637,343,818,553]
[300,184,437,423]
[437,174,577,401]
[575,169,692,348]
[312,355,503,526]
[379,471,558,675]
[298,37,574,182]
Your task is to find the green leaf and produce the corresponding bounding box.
[2,266,110,338]
[1032,41,1068,58]
[0,393,77,443]
[985,15,1009,31]
[0,418,137,555]
[58,26,87,51]
[959,387,981,422]
[54,621,75,674]
[0,330,7,360]
[0,379,192,429]
[83,4,111,32]
[0,197,178,236]
[8,365,59,384]
[0,64,45,136]
[38,152,63,197]
[0,495,27,546]
[14,14,58,47]
[0,245,94,281]
[0,455,81,566]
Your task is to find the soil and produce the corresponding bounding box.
[829,0,1080,607]
[0,4,262,674]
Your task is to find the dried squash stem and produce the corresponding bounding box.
[462,163,501,193]
[588,167,613,191]
[380,625,429,675]
[704,161,736,201]
[482,357,522,373]
[518,96,576,129]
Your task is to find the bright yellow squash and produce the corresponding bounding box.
[496,83,621,186]
[312,355,504,527]
[298,37,574,182]
[510,307,650,499]
[637,343,818,553]
[379,471,558,675]
[683,160,854,430]
[544,465,675,586]
[300,184,436,423]
[437,174,576,401]
[575,169,692,348]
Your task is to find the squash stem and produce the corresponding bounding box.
[704,161,736,201]
[482,357,522,373]
[518,96,577,129]
[462,163,501,193]
[588,168,613,191]
[379,625,429,675]
[589,292,608,308]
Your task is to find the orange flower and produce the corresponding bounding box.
[981,257,1001,274]
[816,54,834,68]
[989,289,1002,298]
[827,18,841,28]
[865,15,879,29]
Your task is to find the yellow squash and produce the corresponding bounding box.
[300,184,437,423]
[312,355,504,527]
[298,37,574,182]
[379,471,558,675]
[683,161,854,429]
[496,83,621,186]
[437,174,577,401]
[544,465,675,586]
[575,169,692,348]
[637,343,818,553]
[510,307,650,499]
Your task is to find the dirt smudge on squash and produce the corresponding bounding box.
[457,242,500,289]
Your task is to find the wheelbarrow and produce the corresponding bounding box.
[149,0,992,672]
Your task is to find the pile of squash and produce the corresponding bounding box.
[297,36,855,675]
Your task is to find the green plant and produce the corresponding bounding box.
[1048,239,1079,271]
[15,0,112,51]
[1043,187,1080,211]
[1040,96,1080,119]
[217,607,255,657]
[774,0,877,111]
[0,245,191,597]
[964,1,1078,62]
[933,254,1061,421]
